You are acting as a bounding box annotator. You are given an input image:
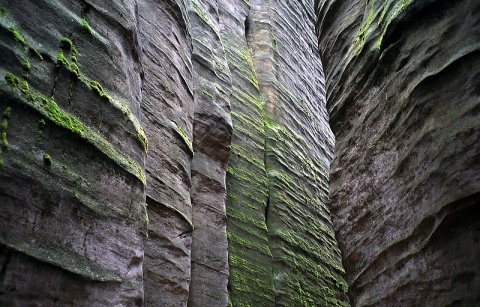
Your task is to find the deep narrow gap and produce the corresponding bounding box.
[0,245,12,286]
[81,2,92,19]
[244,15,250,38]
[265,195,270,230]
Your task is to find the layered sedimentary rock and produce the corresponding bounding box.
[188,1,233,305]
[247,0,349,305]
[138,0,194,305]
[316,0,480,305]
[0,0,350,305]
[0,0,146,305]
[224,0,349,305]
[220,0,277,304]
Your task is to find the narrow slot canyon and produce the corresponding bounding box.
[0,0,478,306]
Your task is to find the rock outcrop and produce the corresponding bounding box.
[246,0,348,305]
[316,0,480,305]
[188,0,233,305]
[138,0,194,305]
[0,0,348,306]
[3,0,479,305]
[0,0,146,305]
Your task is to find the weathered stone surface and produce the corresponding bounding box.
[223,0,349,305]
[316,0,480,305]
[219,0,276,305]
[0,0,353,305]
[188,0,233,305]
[247,0,349,305]
[138,0,194,305]
[0,0,146,305]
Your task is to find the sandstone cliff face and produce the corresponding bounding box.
[188,0,233,305]
[138,0,194,305]
[0,0,146,305]
[316,0,480,305]
[246,0,348,305]
[0,0,348,306]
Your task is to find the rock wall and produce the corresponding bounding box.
[0,0,146,305]
[0,0,349,306]
[188,0,233,305]
[316,0,480,305]
[246,0,348,305]
[138,0,194,305]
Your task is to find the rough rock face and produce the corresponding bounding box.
[0,0,349,306]
[316,0,480,305]
[188,0,233,305]
[219,0,277,304]
[138,0,194,305]
[0,0,146,305]
[246,0,349,305]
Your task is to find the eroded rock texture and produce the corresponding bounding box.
[316,0,480,305]
[0,0,349,306]
[138,0,194,305]
[248,0,349,305]
[188,0,233,305]
[224,0,349,305]
[0,0,146,305]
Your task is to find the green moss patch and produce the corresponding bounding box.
[43,153,52,165]
[4,71,146,184]
[8,27,27,46]
[82,17,93,34]
[174,123,193,154]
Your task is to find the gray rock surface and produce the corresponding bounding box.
[0,0,146,305]
[219,0,277,304]
[247,0,348,305]
[138,0,194,305]
[222,0,349,305]
[316,0,480,305]
[0,0,351,305]
[188,0,233,305]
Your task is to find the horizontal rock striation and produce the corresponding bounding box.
[223,0,349,305]
[0,0,351,305]
[218,0,276,305]
[0,0,146,305]
[247,0,349,305]
[138,0,195,305]
[187,0,233,305]
[316,0,480,305]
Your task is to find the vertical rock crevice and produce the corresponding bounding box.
[220,0,275,305]
[224,0,350,305]
[0,0,373,305]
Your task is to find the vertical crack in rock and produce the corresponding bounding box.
[248,0,350,305]
[223,0,349,305]
[243,3,275,303]
[220,0,275,305]
[244,5,277,304]
[316,0,480,305]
